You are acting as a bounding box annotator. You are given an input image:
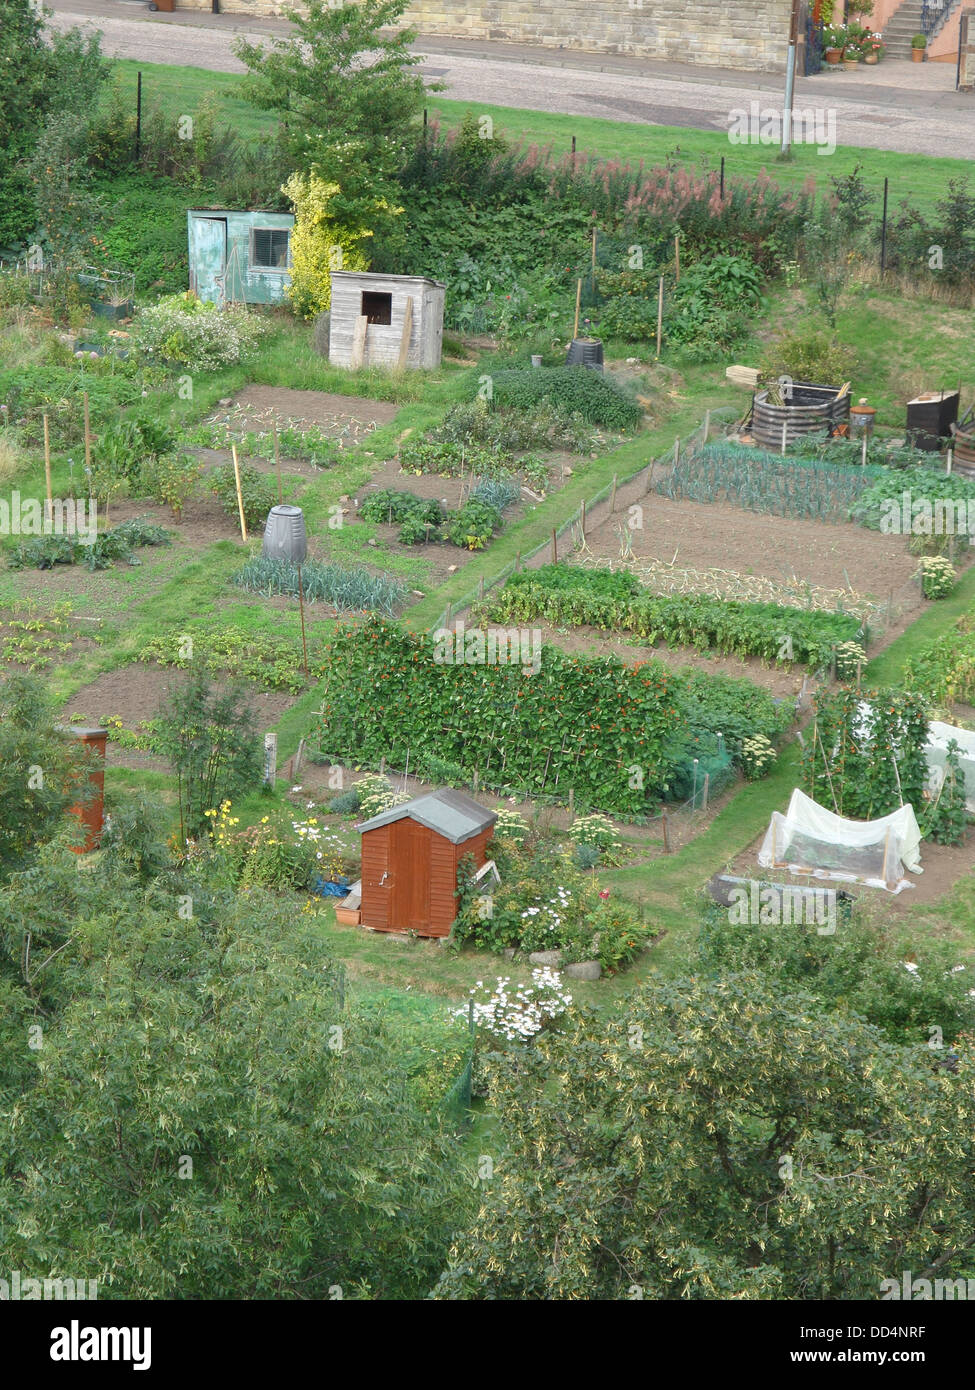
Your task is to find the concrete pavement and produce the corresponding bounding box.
[46,0,975,159]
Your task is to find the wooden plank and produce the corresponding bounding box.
[397,296,414,369]
[350,313,369,369]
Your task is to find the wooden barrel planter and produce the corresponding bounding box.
[751,383,850,450]
[952,425,975,477]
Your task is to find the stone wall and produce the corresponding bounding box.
[179,0,794,72]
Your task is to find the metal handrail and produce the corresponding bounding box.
[920,0,959,39]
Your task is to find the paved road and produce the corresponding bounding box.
[48,0,975,159]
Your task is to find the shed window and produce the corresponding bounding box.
[362,290,393,325]
[250,228,290,271]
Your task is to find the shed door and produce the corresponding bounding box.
[190,217,227,305]
[390,821,430,931]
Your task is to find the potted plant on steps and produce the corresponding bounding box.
[843,43,862,71]
[912,34,927,62]
[823,23,846,64]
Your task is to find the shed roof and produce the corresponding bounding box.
[331,269,446,290]
[356,788,497,845]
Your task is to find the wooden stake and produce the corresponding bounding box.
[882,827,892,887]
[702,772,709,812]
[83,392,91,475]
[674,234,680,284]
[580,498,586,536]
[673,438,680,467]
[296,561,309,676]
[551,528,558,565]
[947,446,953,475]
[43,413,52,520]
[703,409,711,443]
[573,278,582,340]
[397,295,414,370]
[656,275,664,360]
[781,419,788,457]
[272,416,282,505]
[230,444,247,541]
[610,474,618,513]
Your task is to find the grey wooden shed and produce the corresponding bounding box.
[328,270,445,370]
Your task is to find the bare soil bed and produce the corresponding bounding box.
[64,663,299,771]
[224,387,400,443]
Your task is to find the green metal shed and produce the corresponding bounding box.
[187,208,294,307]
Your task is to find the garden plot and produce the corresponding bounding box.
[216,387,400,443]
[723,825,975,915]
[0,601,99,674]
[64,663,299,772]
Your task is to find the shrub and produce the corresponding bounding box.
[483,366,642,430]
[281,169,372,319]
[329,788,362,815]
[136,293,270,371]
[209,461,278,530]
[760,330,859,386]
[740,734,776,781]
[144,453,203,521]
[490,809,529,845]
[433,399,596,455]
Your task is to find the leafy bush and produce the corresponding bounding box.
[143,452,203,521]
[136,293,270,371]
[433,399,596,455]
[233,554,406,615]
[483,366,642,430]
[698,898,975,1045]
[359,489,444,528]
[455,841,649,971]
[155,670,262,839]
[760,330,859,387]
[923,741,969,846]
[7,516,170,572]
[851,466,975,548]
[355,773,409,820]
[441,498,503,550]
[209,461,278,530]
[903,615,975,707]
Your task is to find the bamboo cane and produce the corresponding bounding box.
[231,444,247,541]
[43,414,52,521]
[573,278,582,340]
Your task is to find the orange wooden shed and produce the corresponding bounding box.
[356,789,497,937]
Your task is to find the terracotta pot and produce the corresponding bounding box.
[864,53,879,64]
[912,48,925,62]
[825,48,843,64]
[843,58,860,70]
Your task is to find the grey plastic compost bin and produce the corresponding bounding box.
[262,505,307,564]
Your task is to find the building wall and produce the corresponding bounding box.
[175,0,793,70]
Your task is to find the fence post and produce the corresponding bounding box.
[610,474,618,513]
[880,176,889,275]
[551,528,558,565]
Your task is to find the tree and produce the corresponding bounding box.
[0,863,469,1298]
[154,671,262,841]
[0,4,106,249]
[235,0,427,176]
[0,674,85,875]
[433,975,975,1299]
